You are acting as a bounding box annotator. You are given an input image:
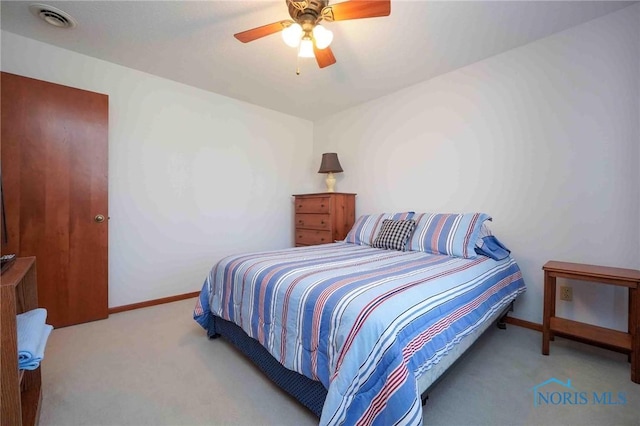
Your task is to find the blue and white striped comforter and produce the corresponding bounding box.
[194,242,525,425]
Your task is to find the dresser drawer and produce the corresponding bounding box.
[295,214,331,230]
[295,229,332,245]
[295,196,331,214]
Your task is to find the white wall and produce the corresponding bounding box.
[314,5,640,329]
[2,4,638,324]
[1,31,315,308]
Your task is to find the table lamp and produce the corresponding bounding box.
[318,152,343,192]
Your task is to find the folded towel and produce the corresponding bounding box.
[475,235,511,261]
[19,324,53,370]
[16,308,52,370]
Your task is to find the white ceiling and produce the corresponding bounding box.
[1,1,635,120]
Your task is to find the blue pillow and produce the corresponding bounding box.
[407,212,491,258]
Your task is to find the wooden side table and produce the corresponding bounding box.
[542,260,640,384]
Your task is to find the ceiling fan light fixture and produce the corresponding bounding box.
[313,25,333,49]
[298,37,315,58]
[282,23,303,47]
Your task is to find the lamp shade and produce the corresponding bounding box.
[313,25,333,49]
[298,37,315,58]
[318,153,343,174]
[282,23,302,47]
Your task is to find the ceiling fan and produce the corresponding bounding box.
[234,0,391,72]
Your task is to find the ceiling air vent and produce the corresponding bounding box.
[29,3,77,28]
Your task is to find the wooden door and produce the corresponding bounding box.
[1,72,109,328]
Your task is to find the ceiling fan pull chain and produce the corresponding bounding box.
[296,46,301,75]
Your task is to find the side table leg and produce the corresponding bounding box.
[542,272,555,355]
[550,278,556,342]
[629,288,634,364]
[631,287,639,383]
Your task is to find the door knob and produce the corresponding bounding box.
[94,214,105,223]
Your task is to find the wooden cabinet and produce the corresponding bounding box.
[1,257,42,425]
[293,193,356,247]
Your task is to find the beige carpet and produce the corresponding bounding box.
[39,298,640,425]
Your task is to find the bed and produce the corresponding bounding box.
[193,213,526,425]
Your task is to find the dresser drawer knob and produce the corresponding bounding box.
[320,221,325,225]
[298,220,304,225]
[320,204,325,208]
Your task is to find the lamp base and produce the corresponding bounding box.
[325,172,336,192]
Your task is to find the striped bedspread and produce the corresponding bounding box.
[194,242,525,425]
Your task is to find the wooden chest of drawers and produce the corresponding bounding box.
[293,193,356,247]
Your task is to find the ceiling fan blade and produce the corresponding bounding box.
[234,20,292,43]
[314,44,336,68]
[322,0,390,22]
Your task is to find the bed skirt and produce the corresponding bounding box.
[209,315,328,417]
[206,301,512,418]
